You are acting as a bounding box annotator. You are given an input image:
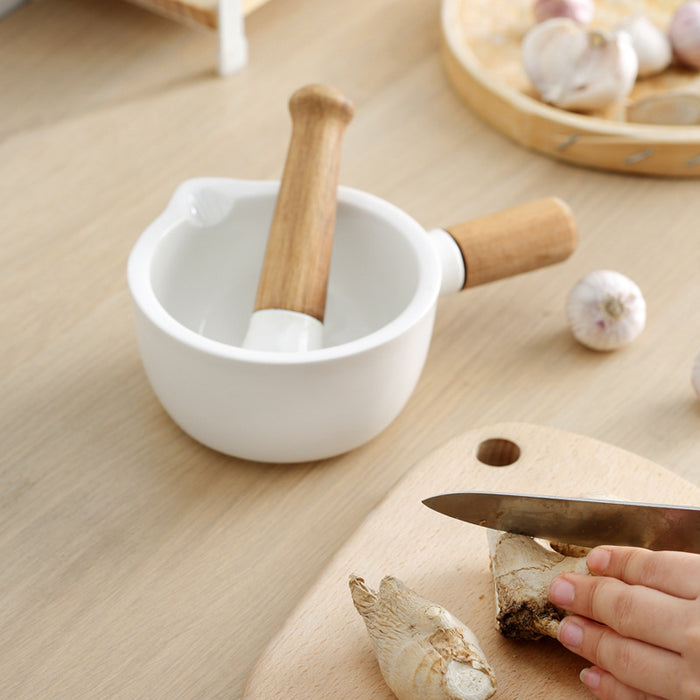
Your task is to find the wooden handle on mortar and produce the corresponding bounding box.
[253,84,354,321]
[445,197,577,289]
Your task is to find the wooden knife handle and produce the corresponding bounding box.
[253,84,354,321]
[445,197,577,289]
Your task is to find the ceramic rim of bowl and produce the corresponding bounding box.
[127,181,442,366]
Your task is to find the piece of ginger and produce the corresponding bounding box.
[349,574,496,700]
[488,530,589,640]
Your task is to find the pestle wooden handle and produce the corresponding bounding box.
[253,84,354,321]
[445,197,577,289]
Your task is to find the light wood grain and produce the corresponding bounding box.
[1,0,699,697]
[243,423,700,698]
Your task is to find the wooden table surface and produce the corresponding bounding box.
[1,0,698,697]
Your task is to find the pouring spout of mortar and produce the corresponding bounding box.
[431,197,578,296]
[242,84,354,352]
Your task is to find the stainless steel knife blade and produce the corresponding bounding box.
[422,491,700,553]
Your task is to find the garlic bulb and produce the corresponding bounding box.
[533,0,594,25]
[488,531,589,640]
[349,574,496,700]
[522,18,639,112]
[566,270,646,351]
[669,0,700,69]
[616,14,672,77]
[692,352,700,399]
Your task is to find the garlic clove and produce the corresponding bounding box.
[627,88,700,124]
[669,0,700,69]
[522,19,639,112]
[566,269,646,351]
[522,18,590,106]
[349,574,497,700]
[533,0,594,25]
[616,14,673,77]
[561,29,639,111]
[488,531,589,640]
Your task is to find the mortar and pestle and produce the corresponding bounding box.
[127,85,577,463]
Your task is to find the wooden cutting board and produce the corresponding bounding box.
[243,423,700,698]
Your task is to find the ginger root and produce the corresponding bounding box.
[349,574,496,700]
[488,530,589,640]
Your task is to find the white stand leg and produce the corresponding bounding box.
[218,0,248,76]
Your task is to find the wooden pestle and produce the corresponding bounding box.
[243,84,354,352]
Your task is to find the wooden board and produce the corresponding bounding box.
[243,423,700,698]
[124,0,272,29]
[441,0,700,177]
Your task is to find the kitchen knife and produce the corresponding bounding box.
[422,491,700,553]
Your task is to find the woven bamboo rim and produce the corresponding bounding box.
[441,0,700,177]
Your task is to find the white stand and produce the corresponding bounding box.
[217,0,248,76]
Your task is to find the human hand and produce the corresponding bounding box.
[548,545,700,699]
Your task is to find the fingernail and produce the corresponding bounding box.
[559,618,584,648]
[580,667,601,690]
[549,578,575,606]
[587,547,611,574]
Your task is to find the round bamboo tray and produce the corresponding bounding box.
[441,0,700,177]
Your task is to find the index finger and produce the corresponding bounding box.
[587,546,700,599]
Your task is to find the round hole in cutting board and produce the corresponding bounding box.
[477,438,521,467]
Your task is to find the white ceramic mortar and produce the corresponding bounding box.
[127,177,465,463]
